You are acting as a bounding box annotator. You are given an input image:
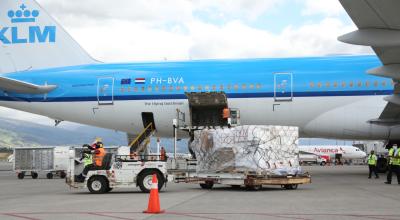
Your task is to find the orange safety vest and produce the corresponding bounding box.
[222,108,230,119]
[160,148,166,161]
[94,148,106,166]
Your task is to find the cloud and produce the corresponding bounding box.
[301,0,344,16]
[34,0,367,63]
[63,16,370,62]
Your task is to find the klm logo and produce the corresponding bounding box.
[0,4,56,44]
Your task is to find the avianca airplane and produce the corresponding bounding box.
[0,1,400,142]
[299,145,367,160]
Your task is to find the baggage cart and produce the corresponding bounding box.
[13,146,69,179]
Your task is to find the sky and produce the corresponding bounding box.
[1,0,372,136]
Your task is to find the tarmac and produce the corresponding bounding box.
[0,161,399,220]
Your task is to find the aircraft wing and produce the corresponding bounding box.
[0,76,57,94]
[338,0,400,125]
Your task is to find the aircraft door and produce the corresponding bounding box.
[97,77,114,105]
[274,73,293,101]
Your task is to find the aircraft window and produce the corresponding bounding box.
[227,84,232,90]
[349,81,354,87]
[190,85,195,91]
[382,81,387,87]
[183,86,188,91]
[212,85,216,91]
[162,86,166,91]
[356,149,360,151]
[148,86,152,92]
[357,81,362,87]
[220,85,224,90]
[155,86,159,91]
[317,82,322,88]
[127,87,131,92]
[141,87,145,92]
[169,86,173,91]
[373,81,378,87]
[365,81,370,87]
[310,82,314,88]
[234,84,239,91]
[176,86,181,91]
[249,84,254,89]
[341,82,346,87]
[333,82,338,88]
[120,88,125,93]
[242,84,247,89]
[325,82,330,88]
[256,83,262,89]
[134,87,138,92]
[204,85,209,90]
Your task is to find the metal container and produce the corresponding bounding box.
[13,146,70,179]
[14,147,54,171]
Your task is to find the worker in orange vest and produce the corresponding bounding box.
[76,140,107,182]
[222,107,230,126]
[160,147,167,161]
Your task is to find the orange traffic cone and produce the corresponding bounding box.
[143,174,164,214]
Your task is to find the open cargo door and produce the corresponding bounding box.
[186,92,228,127]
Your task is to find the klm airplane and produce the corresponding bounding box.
[0,0,400,143]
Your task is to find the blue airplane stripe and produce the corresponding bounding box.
[0,90,393,102]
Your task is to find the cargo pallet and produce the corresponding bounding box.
[168,159,311,190]
[173,172,311,190]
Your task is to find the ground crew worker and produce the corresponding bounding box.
[222,107,230,124]
[160,147,167,161]
[81,144,94,167]
[386,147,400,184]
[76,140,106,182]
[367,150,379,179]
[385,144,396,184]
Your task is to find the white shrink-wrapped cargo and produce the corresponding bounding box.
[190,125,301,175]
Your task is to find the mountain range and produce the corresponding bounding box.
[0,117,189,153]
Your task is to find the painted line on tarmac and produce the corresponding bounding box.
[87,212,136,220]
[2,213,41,220]
[166,211,224,220]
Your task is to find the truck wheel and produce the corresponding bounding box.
[31,172,38,179]
[46,173,53,179]
[284,184,298,190]
[231,185,241,189]
[87,176,108,194]
[200,181,214,189]
[138,170,164,193]
[245,185,262,191]
[59,171,66,179]
[320,161,326,166]
[17,172,25,179]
